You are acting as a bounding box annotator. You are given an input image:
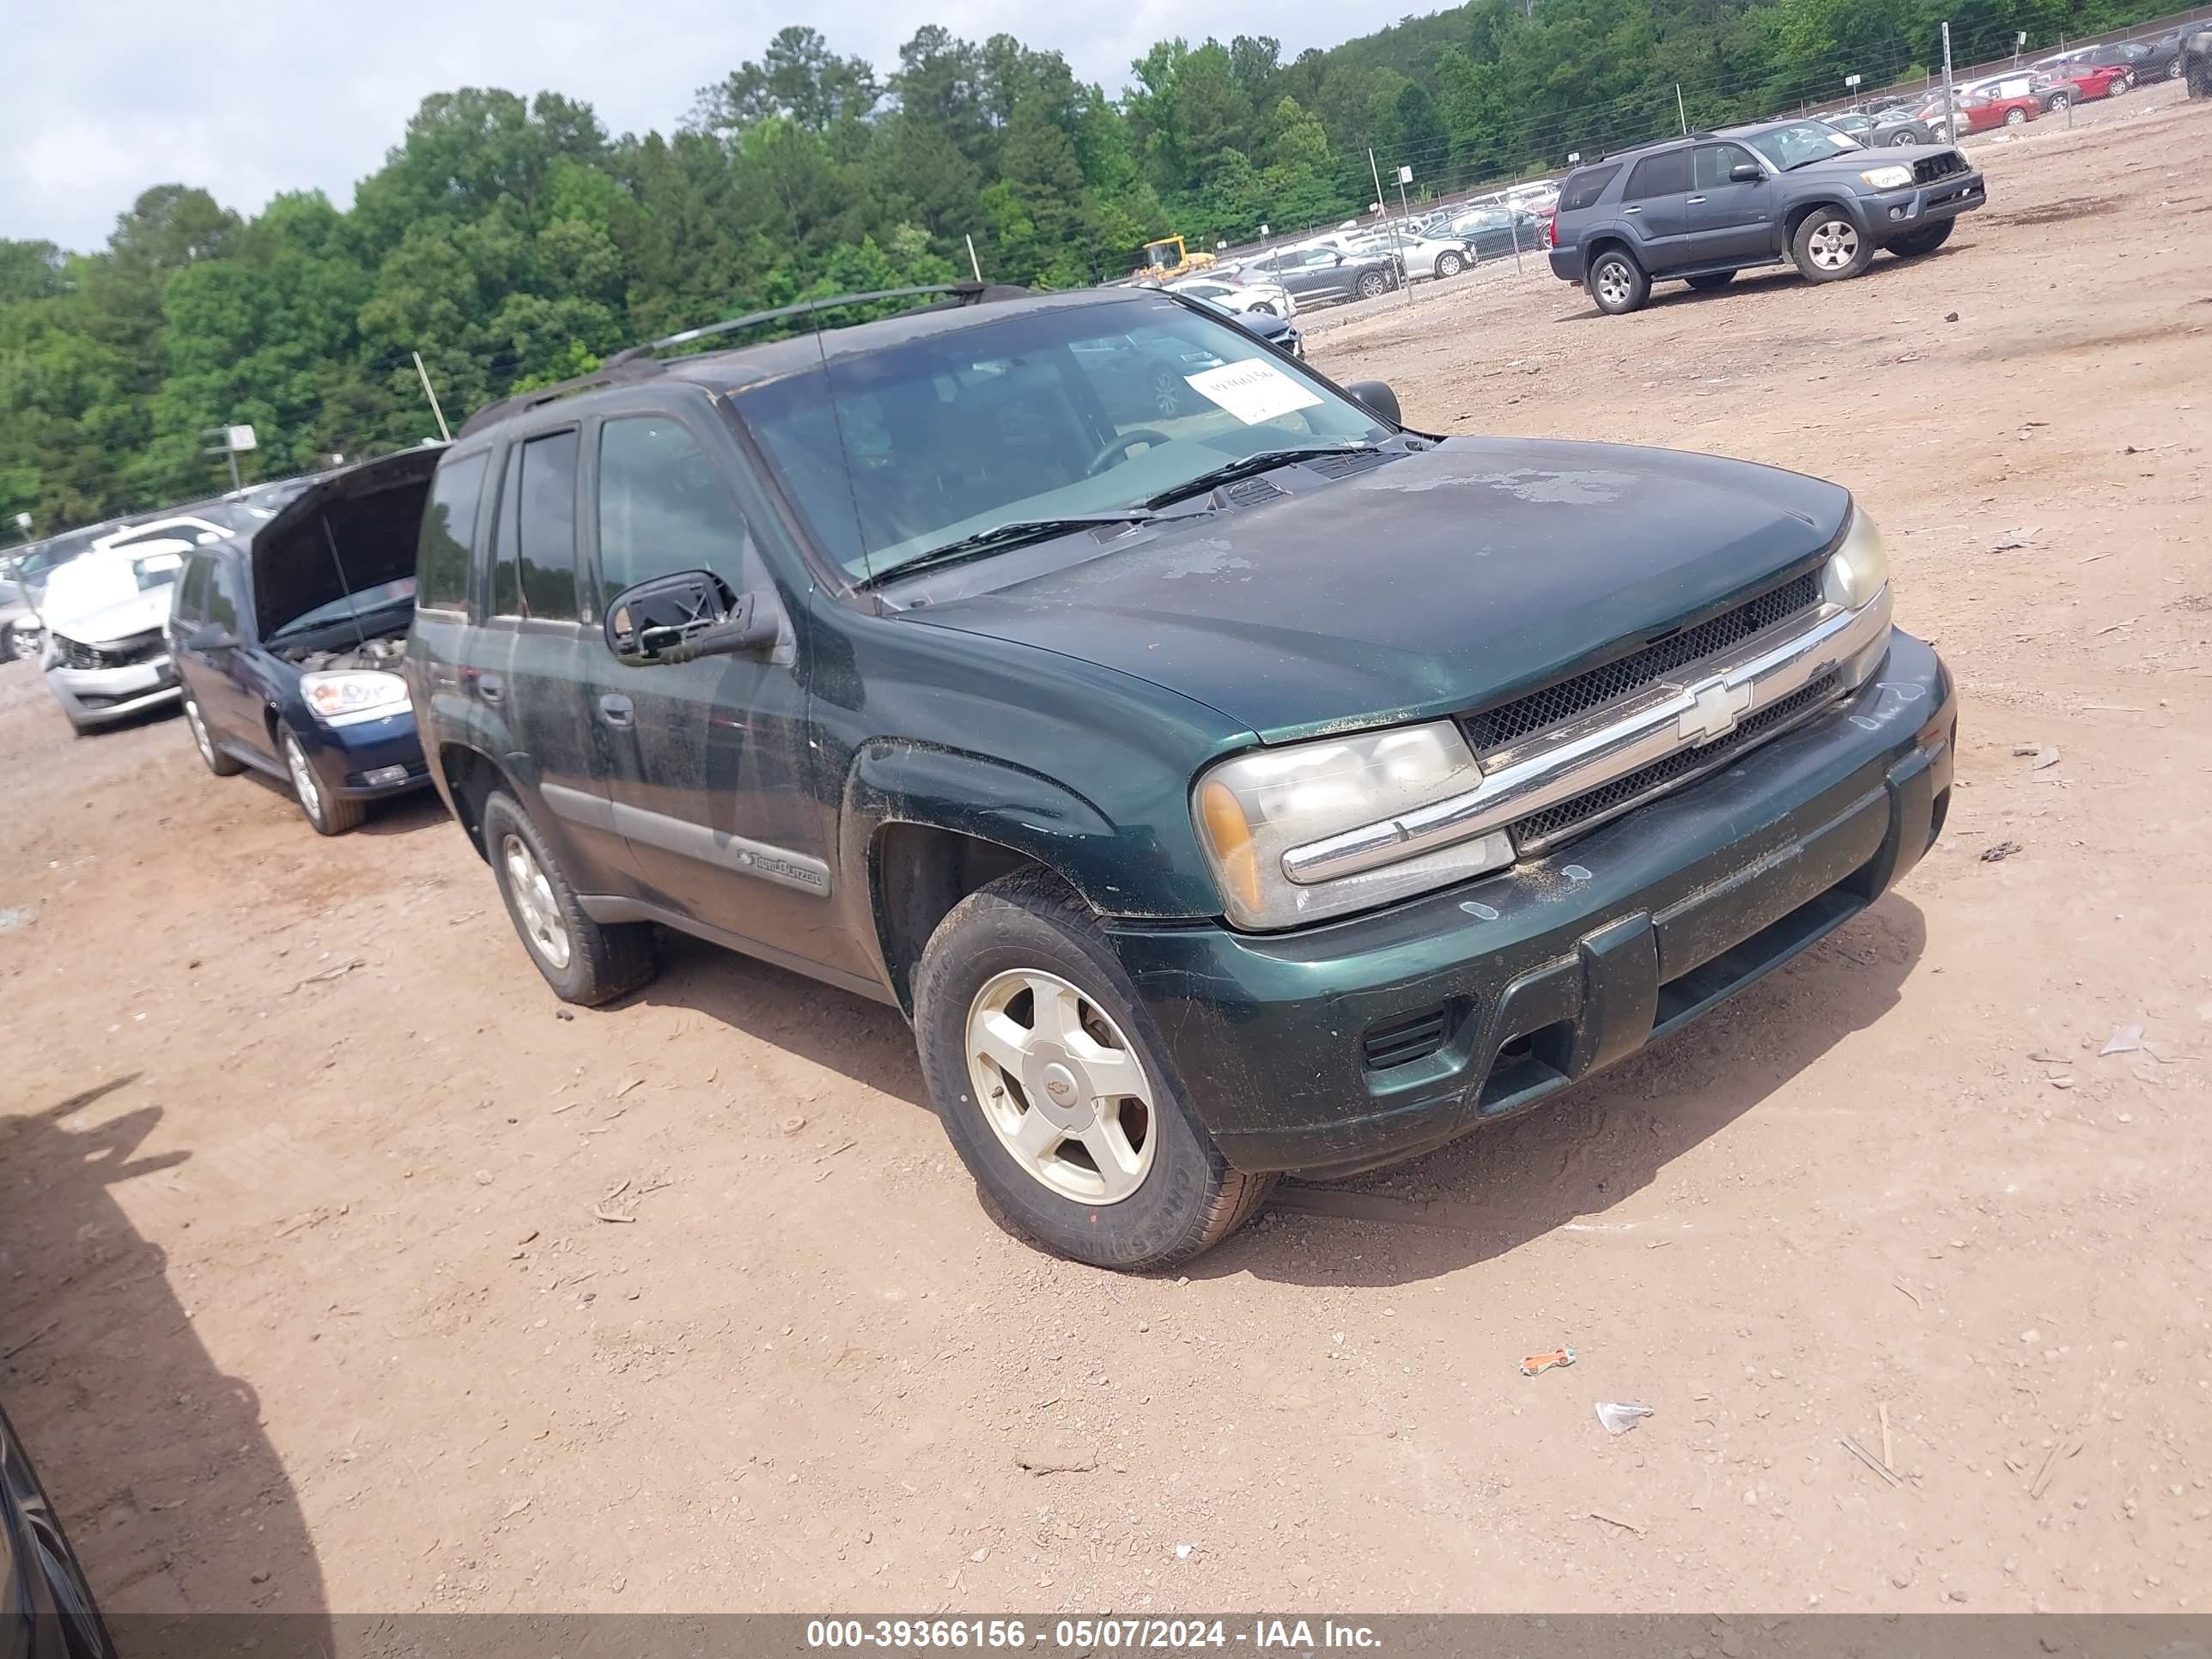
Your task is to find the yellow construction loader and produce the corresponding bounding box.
[1129,235,1217,284]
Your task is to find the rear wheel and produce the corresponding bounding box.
[914,869,1273,1272]
[282,725,364,836]
[2169,58,2184,81]
[1686,270,1737,292]
[482,789,656,1005]
[183,695,243,775]
[1888,220,1954,258]
[1249,301,1278,315]
[2048,92,2070,112]
[1888,128,1917,145]
[1791,211,1873,283]
[2004,105,2028,125]
[1588,249,1650,314]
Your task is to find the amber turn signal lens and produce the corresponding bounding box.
[1198,778,1261,917]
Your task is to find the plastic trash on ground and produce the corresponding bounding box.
[1595,1401,1655,1435]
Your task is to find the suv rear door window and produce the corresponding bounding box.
[417,452,489,613]
[516,431,581,621]
[1624,149,1692,199]
[596,416,751,610]
[1558,165,1622,212]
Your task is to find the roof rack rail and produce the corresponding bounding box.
[458,281,1019,438]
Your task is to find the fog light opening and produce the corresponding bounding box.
[362,764,410,787]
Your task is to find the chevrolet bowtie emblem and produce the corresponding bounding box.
[1678,677,1753,744]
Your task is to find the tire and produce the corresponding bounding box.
[1356,270,1390,300]
[1249,301,1277,316]
[1790,210,1873,283]
[912,868,1274,1272]
[1587,248,1650,314]
[2168,58,2184,81]
[1888,220,1954,257]
[2048,93,2069,112]
[1436,250,1465,278]
[1686,271,1737,292]
[481,789,656,1006]
[2004,106,2028,125]
[1888,128,1917,145]
[183,695,243,776]
[280,724,365,835]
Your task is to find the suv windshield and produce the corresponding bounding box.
[736,295,1388,583]
[1745,121,1863,170]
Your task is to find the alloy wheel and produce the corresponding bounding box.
[185,699,215,766]
[1595,259,1633,307]
[501,833,573,971]
[964,969,1157,1206]
[283,735,325,827]
[1806,220,1861,270]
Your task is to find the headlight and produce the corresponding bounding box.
[1823,506,1890,610]
[301,669,410,726]
[1859,165,1915,189]
[1194,722,1513,930]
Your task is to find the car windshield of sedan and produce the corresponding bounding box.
[738,296,1388,583]
[1747,121,1865,169]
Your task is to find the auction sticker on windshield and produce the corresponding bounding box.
[1184,359,1322,425]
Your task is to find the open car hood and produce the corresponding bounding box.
[250,447,443,640]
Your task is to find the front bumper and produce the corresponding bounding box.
[295,707,431,801]
[1863,169,1987,235]
[1109,630,1956,1176]
[45,657,179,726]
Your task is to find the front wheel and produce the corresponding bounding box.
[1588,249,1650,314]
[1356,270,1390,300]
[1791,211,1872,283]
[281,725,364,836]
[2048,93,2070,112]
[1888,220,1954,257]
[1249,301,1277,315]
[1888,128,1917,145]
[913,870,1273,1271]
[2168,58,2184,81]
[1436,250,1465,278]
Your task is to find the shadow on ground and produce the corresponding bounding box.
[0,1076,331,1648]
[611,885,1926,1290]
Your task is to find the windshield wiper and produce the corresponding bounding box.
[1141,443,1386,509]
[857,511,1161,588]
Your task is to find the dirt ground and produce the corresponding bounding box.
[3,84,2210,1627]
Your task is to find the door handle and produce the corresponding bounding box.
[1686,195,1707,204]
[1623,204,1643,214]
[476,673,504,705]
[598,693,634,728]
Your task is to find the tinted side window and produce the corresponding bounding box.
[207,559,243,635]
[517,431,581,622]
[1559,164,1622,212]
[1624,150,1692,199]
[176,555,211,623]
[416,451,490,612]
[1694,143,1760,190]
[490,449,522,617]
[596,416,750,611]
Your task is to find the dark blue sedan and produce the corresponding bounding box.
[168,447,441,835]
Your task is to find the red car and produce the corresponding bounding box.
[2047,61,2130,101]
[1946,90,2041,132]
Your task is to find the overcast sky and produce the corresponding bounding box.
[7,0,1387,254]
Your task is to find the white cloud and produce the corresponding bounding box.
[5,0,1379,252]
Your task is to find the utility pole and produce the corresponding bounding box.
[1676,83,1688,134]
[412,351,453,443]
[200,424,255,490]
[1940,23,1958,146]
[964,234,983,283]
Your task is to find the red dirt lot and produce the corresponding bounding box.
[3,85,2210,1625]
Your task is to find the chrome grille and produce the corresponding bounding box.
[1466,571,1821,755]
[1511,672,1843,850]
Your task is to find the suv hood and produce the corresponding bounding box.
[906,436,1849,743]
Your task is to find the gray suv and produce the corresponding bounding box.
[1547,119,1986,315]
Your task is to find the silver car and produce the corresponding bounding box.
[38,536,202,732]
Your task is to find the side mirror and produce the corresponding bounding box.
[604,568,777,667]
[1729,162,1765,183]
[187,625,239,652]
[1343,380,1402,426]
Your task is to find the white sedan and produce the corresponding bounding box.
[1169,275,1297,319]
[1343,230,1474,281]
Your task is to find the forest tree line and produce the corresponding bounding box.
[0,0,2177,532]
